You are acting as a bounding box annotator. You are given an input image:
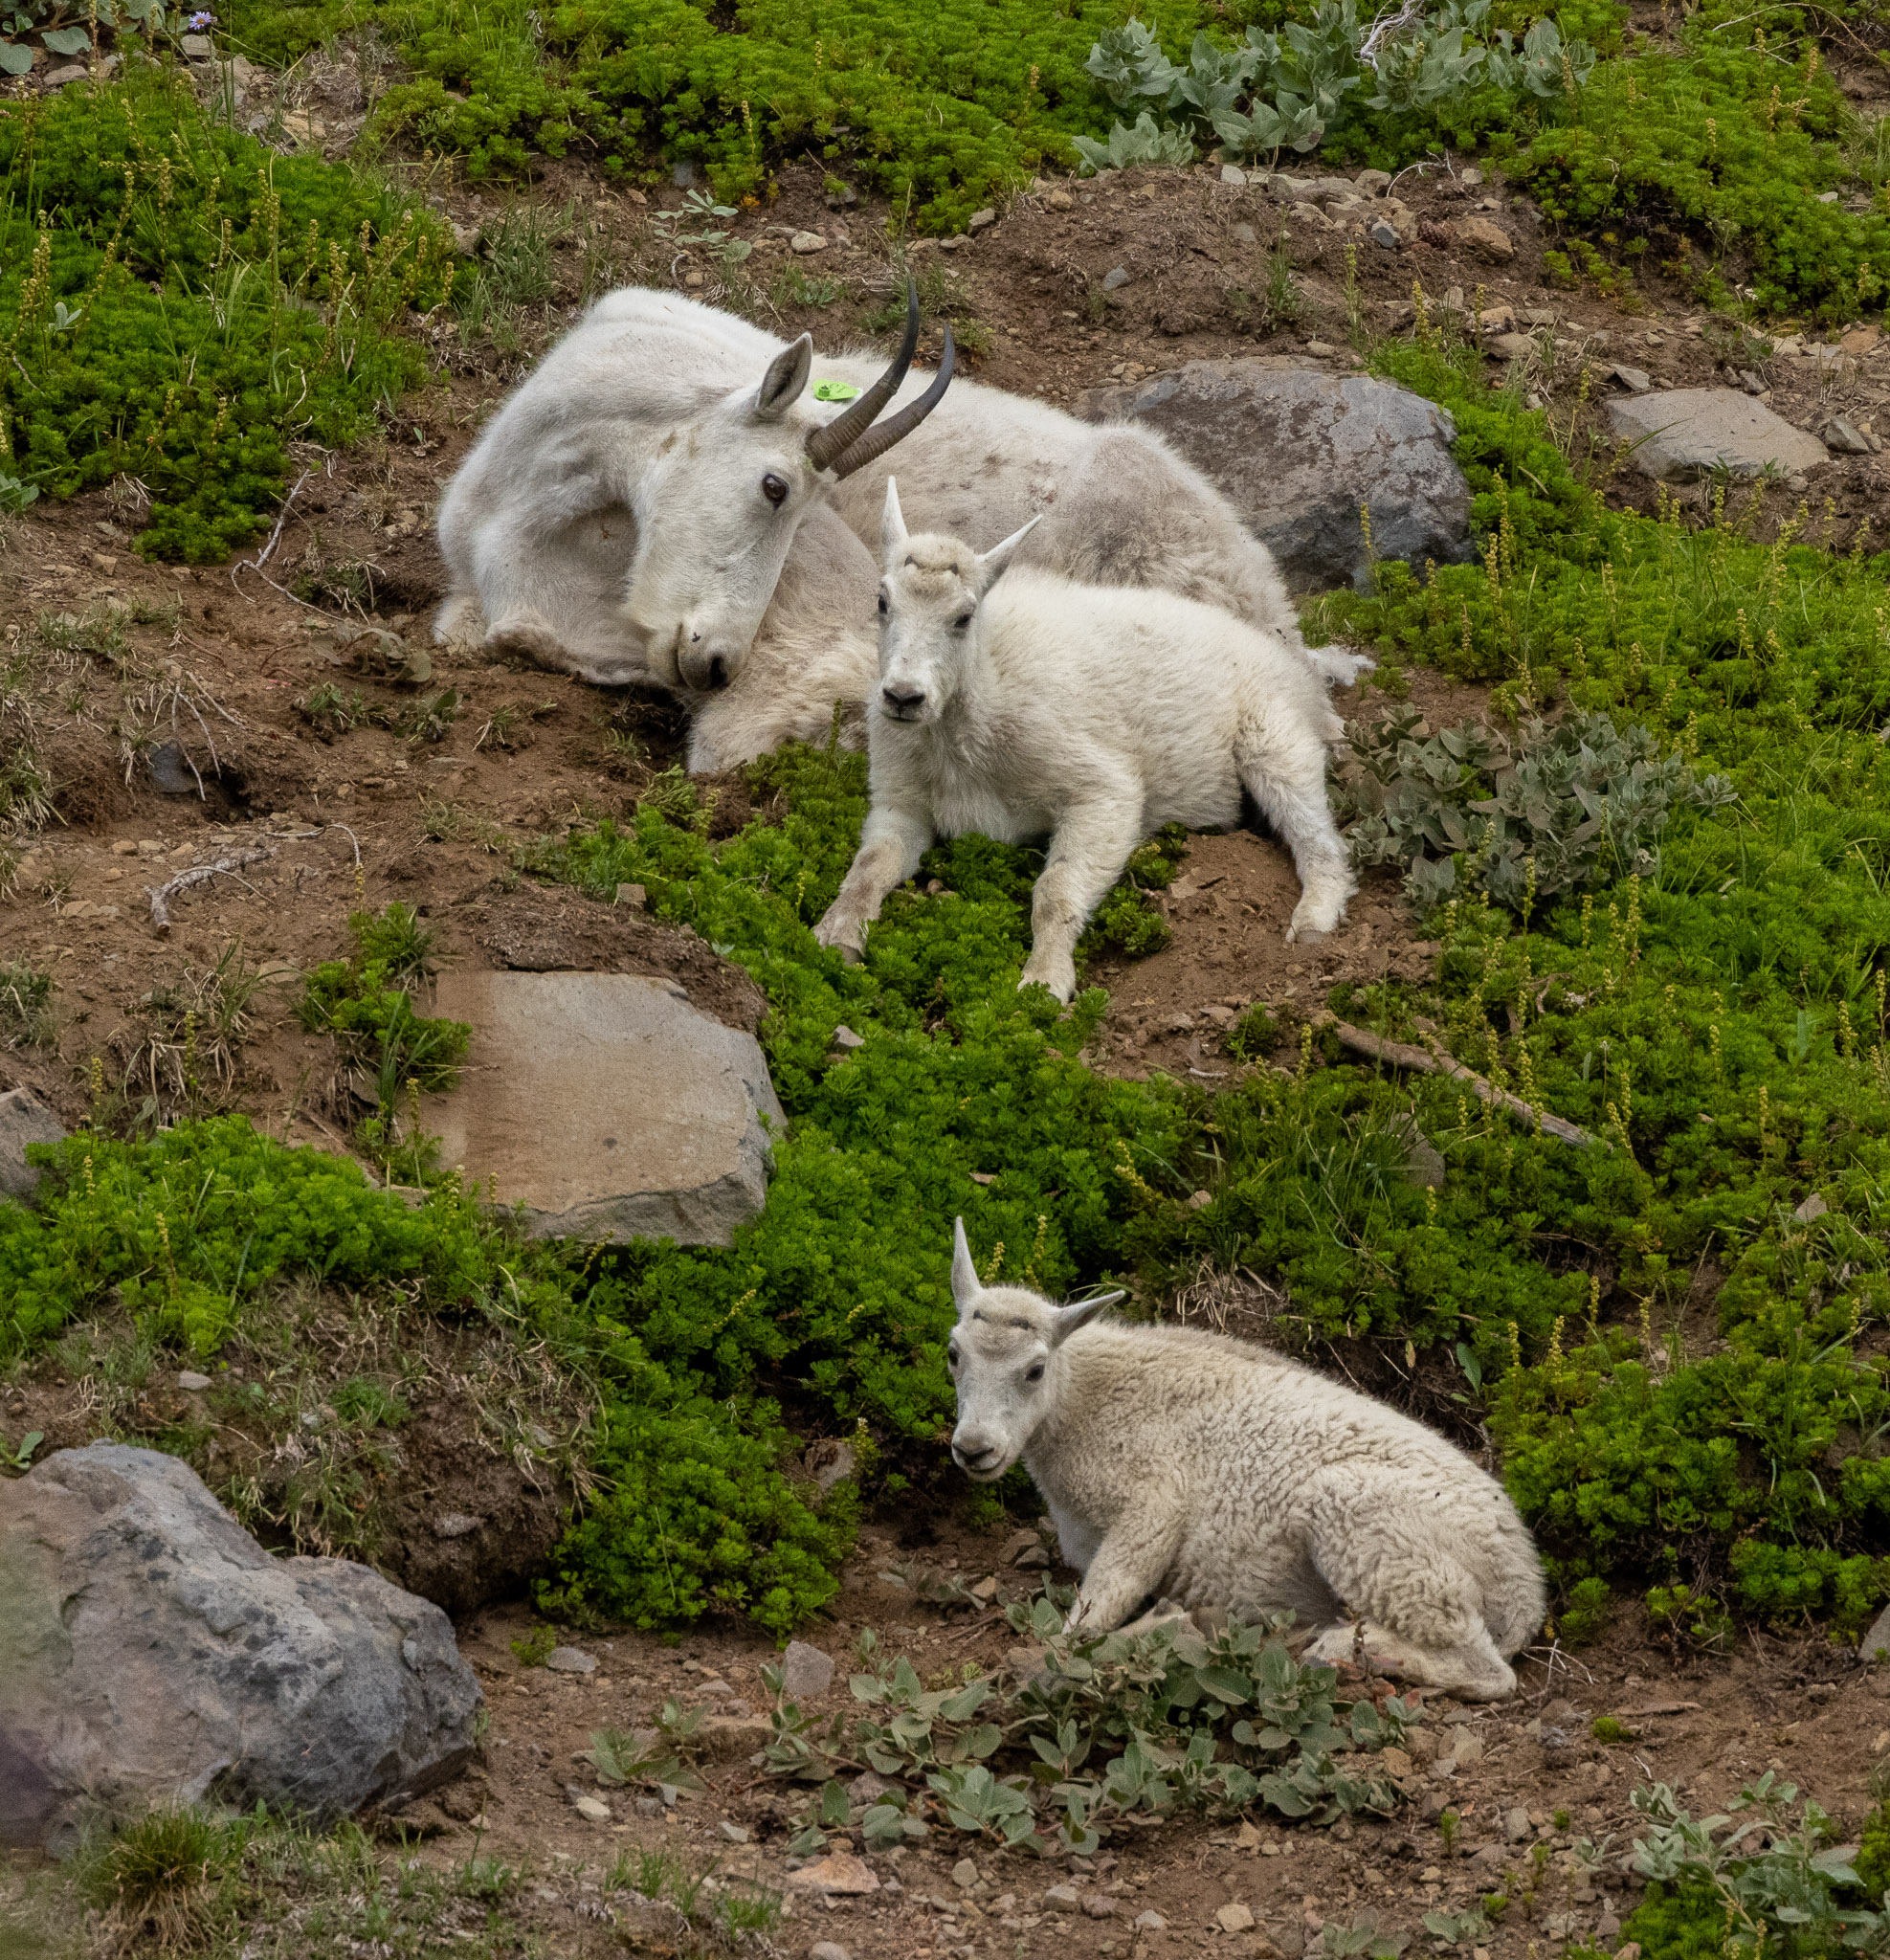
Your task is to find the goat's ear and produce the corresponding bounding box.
[1049,1289,1123,1348]
[881,477,909,551]
[950,1215,981,1316]
[975,512,1043,591]
[753,336,813,422]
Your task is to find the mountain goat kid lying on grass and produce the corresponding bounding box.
[812,481,1355,1002]
[945,1220,1545,1701]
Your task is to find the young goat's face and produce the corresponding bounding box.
[945,1216,1121,1481]
[875,479,1039,727]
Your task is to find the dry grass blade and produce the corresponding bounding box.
[1327,1019,1593,1146]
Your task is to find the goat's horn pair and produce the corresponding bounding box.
[803,281,953,479]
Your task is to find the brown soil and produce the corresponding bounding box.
[8,118,1890,1957]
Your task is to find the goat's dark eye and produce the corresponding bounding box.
[947,1346,960,1369]
[953,612,973,631]
[761,472,789,506]
[877,591,889,615]
[1025,1363,1045,1384]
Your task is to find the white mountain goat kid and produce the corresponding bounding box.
[812,481,1355,1001]
[944,1221,1545,1701]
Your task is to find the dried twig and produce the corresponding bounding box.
[146,845,275,933]
[1328,1019,1595,1147]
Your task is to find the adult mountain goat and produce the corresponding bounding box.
[433,285,1367,768]
[812,481,1355,1000]
[945,1221,1545,1701]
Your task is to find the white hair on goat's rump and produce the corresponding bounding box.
[431,284,1369,768]
[815,481,1357,999]
[942,1215,1546,1703]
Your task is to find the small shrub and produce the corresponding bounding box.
[1556,1575,1612,1647]
[0,961,54,1048]
[79,1806,245,1948]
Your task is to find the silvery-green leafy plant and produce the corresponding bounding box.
[1341,708,1735,911]
[1,0,163,78]
[1078,2,1594,173]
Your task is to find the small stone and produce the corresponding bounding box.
[1303,341,1340,358]
[614,882,647,908]
[180,32,212,56]
[787,1852,880,1896]
[1082,1894,1119,1918]
[1014,1545,1050,1568]
[790,232,829,255]
[1356,168,1392,195]
[1826,416,1874,456]
[1184,1190,1212,1210]
[1135,1911,1168,1930]
[831,1025,865,1051]
[952,1859,980,1888]
[1461,167,1484,187]
[1220,164,1248,187]
[1794,1192,1829,1223]
[176,1371,211,1392]
[967,208,996,232]
[432,1512,483,1539]
[1487,332,1536,361]
[1044,1883,1082,1911]
[41,63,88,89]
[136,839,164,858]
[1609,365,1653,394]
[1504,1806,1532,1843]
[1046,189,1074,211]
[810,1945,854,1960]
[573,1794,611,1821]
[1230,222,1256,244]
[111,839,138,855]
[1101,266,1130,291]
[1217,1903,1256,1933]
[969,1574,999,1602]
[719,1821,751,1842]
[1369,219,1400,250]
[1458,215,1516,262]
[782,1639,836,1701]
[545,1646,597,1674]
[847,1771,891,1804]
[1381,1747,1413,1779]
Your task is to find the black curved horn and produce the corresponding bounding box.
[827,323,955,480]
[803,280,922,473]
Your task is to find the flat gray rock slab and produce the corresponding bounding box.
[430,971,783,1246]
[1081,358,1472,590]
[0,1443,482,1854]
[1604,388,1829,480]
[0,1086,66,1202]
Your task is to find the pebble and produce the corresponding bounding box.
[781,1638,836,1701]
[1609,365,1653,394]
[1082,1894,1119,1917]
[1046,189,1074,211]
[1101,266,1130,291]
[1504,1806,1532,1842]
[787,1852,880,1896]
[614,882,647,908]
[545,1646,597,1674]
[967,208,996,231]
[1368,219,1400,250]
[176,1371,211,1392]
[1043,1883,1081,1912]
[1230,222,1256,243]
[952,1859,980,1888]
[433,1512,483,1539]
[810,1945,854,1960]
[719,1821,750,1842]
[831,1025,865,1051]
[1135,1910,1168,1930]
[790,232,829,255]
[1220,164,1248,186]
[1216,1903,1256,1932]
[572,1794,611,1821]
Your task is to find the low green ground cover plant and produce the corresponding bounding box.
[0,63,452,558]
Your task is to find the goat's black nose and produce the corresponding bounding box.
[882,685,925,717]
[707,655,728,689]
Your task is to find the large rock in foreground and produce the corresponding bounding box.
[0,1444,482,1855]
[429,970,784,1245]
[1604,387,1829,481]
[1081,358,1472,590]
[0,1084,66,1202]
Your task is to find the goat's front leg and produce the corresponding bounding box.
[1022,792,1145,1003]
[813,804,934,962]
[1063,1508,1187,1637]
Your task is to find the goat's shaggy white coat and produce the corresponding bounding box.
[944,1222,1545,1701]
[812,483,1355,1000]
[433,287,1367,768]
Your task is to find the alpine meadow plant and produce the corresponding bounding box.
[0,63,453,558]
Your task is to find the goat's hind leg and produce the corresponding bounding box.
[1234,715,1356,942]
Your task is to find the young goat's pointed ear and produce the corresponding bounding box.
[950,1215,981,1316]
[881,477,909,552]
[975,512,1043,591]
[753,335,813,422]
[1048,1288,1124,1348]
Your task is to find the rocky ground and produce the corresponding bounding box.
[8,91,1890,1960]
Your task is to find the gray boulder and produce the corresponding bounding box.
[0,1085,66,1202]
[428,970,784,1246]
[0,1444,482,1855]
[1603,387,1829,481]
[1081,358,1472,590]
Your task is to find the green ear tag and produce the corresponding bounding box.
[812,378,862,401]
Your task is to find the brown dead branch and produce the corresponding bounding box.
[1328,1019,1595,1147]
[146,845,275,933]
